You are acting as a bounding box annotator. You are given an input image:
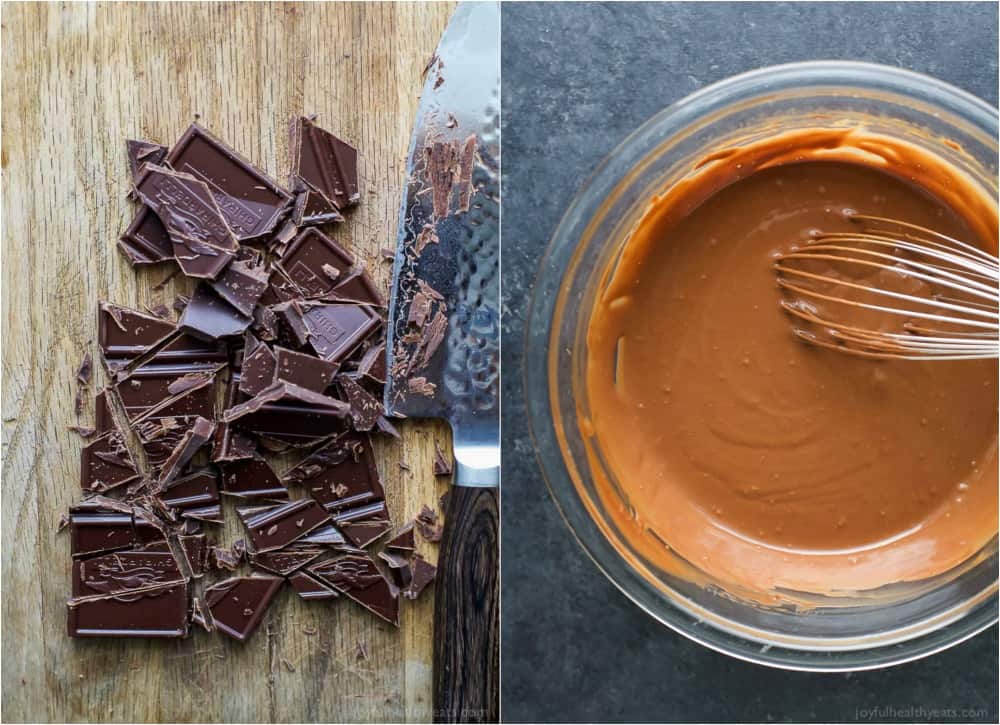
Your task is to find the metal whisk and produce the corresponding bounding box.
[774,214,999,360]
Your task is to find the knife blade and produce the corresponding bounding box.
[384,2,499,722]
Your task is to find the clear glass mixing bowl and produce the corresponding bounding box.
[524,61,999,670]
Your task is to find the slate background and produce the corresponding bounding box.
[499,3,1000,723]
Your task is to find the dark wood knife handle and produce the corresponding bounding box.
[433,486,499,723]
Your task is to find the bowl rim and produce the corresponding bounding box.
[523,59,1000,671]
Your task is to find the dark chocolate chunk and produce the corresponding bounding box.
[337,375,382,431]
[239,336,277,397]
[290,116,359,211]
[335,508,392,549]
[213,356,257,463]
[68,580,188,638]
[274,346,339,392]
[404,554,436,600]
[178,534,208,577]
[277,228,354,298]
[298,302,381,363]
[249,547,324,576]
[156,416,215,486]
[72,550,184,598]
[378,550,413,589]
[298,188,345,226]
[271,301,310,348]
[117,365,219,424]
[167,124,293,241]
[179,284,252,340]
[296,523,348,547]
[259,266,304,306]
[208,259,270,317]
[223,380,349,445]
[69,500,135,558]
[220,456,289,501]
[330,264,385,307]
[288,570,339,601]
[98,302,176,374]
[308,553,398,626]
[433,443,453,476]
[92,389,115,434]
[416,504,443,543]
[237,499,330,552]
[385,523,416,553]
[204,576,283,641]
[118,206,174,266]
[126,139,168,183]
[132,506,170,546]
[355,342,387,384]
[81,430,140,494]
[283,432,385,516]
[157,467,220,514]
[134,164,239,280]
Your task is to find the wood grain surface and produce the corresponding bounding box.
[1,2,456,722]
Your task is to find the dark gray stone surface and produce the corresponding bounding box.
[499,3,999,723]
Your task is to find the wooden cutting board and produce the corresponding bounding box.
[1,3,454,721]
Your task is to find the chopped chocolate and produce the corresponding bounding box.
[250,547,324,576]
[433,443,453,476]
[94,390,115,435]
[223,380,349,444]
[126,138,168,183]
[288,570,339,601]
[166,124,293,241]
[309,553,398,626]
[385,523,416,553]
[204,576,283,641]
[157,468,220,514]
[375,415,401,439]
[403,554,436,600]
[274,346,339,392]
[98,302,176,374]
[290,116,359,211]
[298,302,381,363]
[179,284,252,340]
[72,550,184,598]
[408,376,437,397]
[239,336,278,397]
[209,259,270,317]
[76,352,93,386]
[336,375,382,431]
[117,365,219,424]
[378,550,413,589]
[69,500,135,558]
[335,508,392,548]
[355,342,387,384]
[156,417,215,486]
[118,206,174,266]
[416,505,443,543]
[68,425,97,438]
[220,456,289,501]
[132,506,170,545]
[178,534,208,577]
[298,188,345,226]
[134,164,239,280]
[81,430,140,494]
[330,264,385,307]
[237,499,330,552]
[277,228,355,298]
[271,301,310,349]
[191,595,214,632]
[296,523,348,547]
[68,580,189,638]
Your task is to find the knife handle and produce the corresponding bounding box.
[433,485,499,723]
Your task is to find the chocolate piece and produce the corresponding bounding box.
[298,302,381,363]
[157,416,215,486]
[179,284,252,340]
[433,443,453,476]
[290,116,359,211]
[288,570,339,601]
[167,124,293,241]
[210,545,242,571]
[134,164,239,280]
[404,554,436,600]
[118,206,174,266]
[298,188,344,226]
[204,576,283,641]
[132,506,170,546]
[98,302,176,374]
[209,259,270,317]
[237,499,330,552]
[416,504,443,543]
[239,337,277,397]
[259,266,304,306]
[213,356,257,463]
[385,523,416,553]
[69,501,135,558]
[330,265,384,307]
[283,432,384,516]
[178,534,208,577]
[117,364,219,424]
[220,456,289,501]
[274,346,338,392]
[249,547,324,576]
[68,580,189,638]
[126,139,168,183]
[72,550,184,598]
[337,375,382,431]
[157,468,220,514]
[378,550,413,589]
[277,228,354,298]
[271,301,310,348]
[76,352,93,386]
[223,380,349,444]
[355,342,387,384]
[335,507,392,549]
[81,430,140,494]
[309,553,398,626]
[191,595,214,631]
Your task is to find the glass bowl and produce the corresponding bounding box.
[524,61,999,671]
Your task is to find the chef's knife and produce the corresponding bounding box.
[384,2,499,723]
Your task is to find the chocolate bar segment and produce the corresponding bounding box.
[167,124,293,241]
[308,553,398,626]
[118,206,174,266]
[288,570,339,601]
[277,228,354,298]
[237,499,330,552]
[126,139,168,184]
[298,302,381,363]
[157,416,215,486]
[274,346,339,392]
[72,550,184,598]
[179,284,252,340]
[249,547,324,576]
[157,467,220,514]
[239,337,278,397]
[68,580,189,638]
[81,430,140,494]
[69,500,135,558]
[209,259,271,317]
[219,456,289,501]
[204,576,283,641]
[291,116,360,211]
[223,380,349,445]
[98,302,176,374]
